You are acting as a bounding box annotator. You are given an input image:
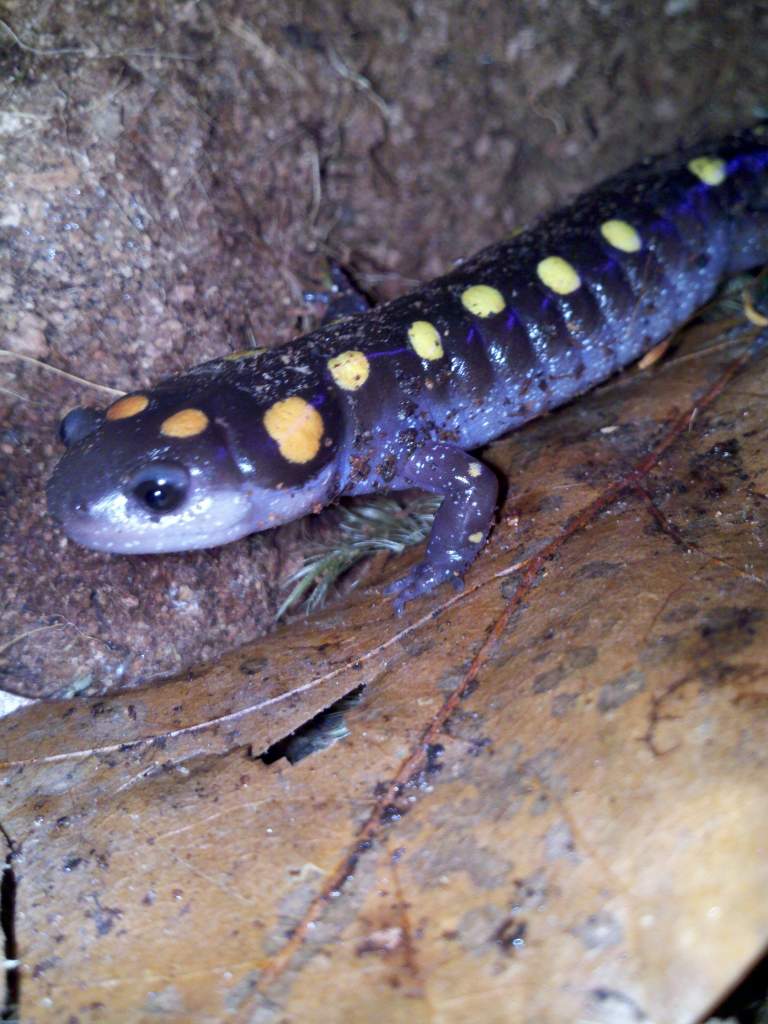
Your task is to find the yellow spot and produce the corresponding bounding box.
[224,347,266,361]
[687,155,727,186]
[106,394,148,421]
[327,350,370,390]
[263,396,324,464]
[600,219,642,253]
[160,408,209,438]
[468,531,484,544]
[468,462,482,478]
[407,320,444,360]
[537,256,581,295]
[461,284,506,318]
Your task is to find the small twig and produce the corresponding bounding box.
[326,47,396,123]
[0,349,124,398]
[227,18,306,86]
[0,15,91,56]
[0,16,199,61]
[0,623,66,657]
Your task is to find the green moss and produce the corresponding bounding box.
[276,495,439,619]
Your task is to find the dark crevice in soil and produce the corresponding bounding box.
[260,685,366,765]
[0,823,19,1023]
[705,944,768,1023]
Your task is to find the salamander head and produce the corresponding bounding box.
[47,376,344,554]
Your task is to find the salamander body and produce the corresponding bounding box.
[47,125,768,609]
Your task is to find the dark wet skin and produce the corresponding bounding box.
[47,125,768,613]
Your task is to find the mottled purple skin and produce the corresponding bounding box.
[47,125,768,611]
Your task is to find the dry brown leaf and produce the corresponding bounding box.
[2,324,768,1023]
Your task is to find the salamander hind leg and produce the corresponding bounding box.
[384,443,498,614]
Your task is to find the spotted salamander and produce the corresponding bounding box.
[47,124,768,611]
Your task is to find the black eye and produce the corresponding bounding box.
[134,479,184,512]
[130,463,189,515]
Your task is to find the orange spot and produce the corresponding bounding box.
[106,394,148,420]
[160,408,209,438]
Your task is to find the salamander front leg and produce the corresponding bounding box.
[304,263,372,325]
[385,443,498,614]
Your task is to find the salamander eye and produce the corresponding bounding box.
[130,463,190,515]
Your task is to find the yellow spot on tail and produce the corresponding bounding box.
[600,219,642,253]
[106,394,148,421]
[687,155,727,186]
[327,350,370,390]
[468,462,482,478]
[263,396,324,463]
[160,408,209,438]
[224,347,267,361]
[537,256,581,295]
[407,320,444,360]
[468,531,484,544]
[461,284,506,318]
